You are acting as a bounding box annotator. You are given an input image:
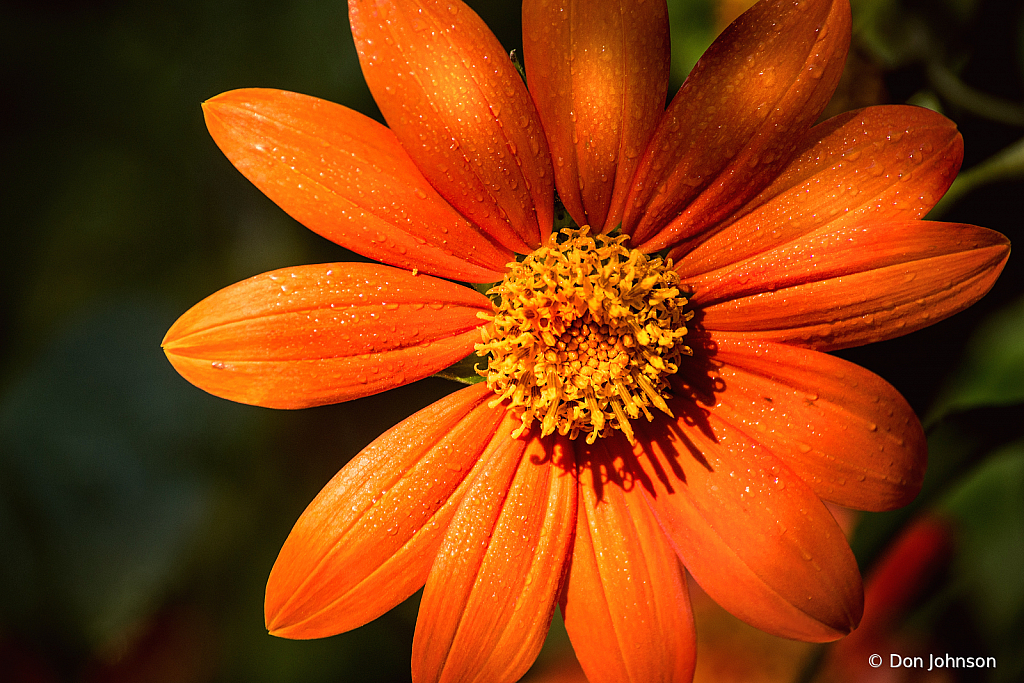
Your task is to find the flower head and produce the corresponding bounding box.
[162,0,1009,681]
[478,226,693,444]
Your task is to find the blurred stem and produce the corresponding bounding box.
[929,135,1024,218]
[927,62,1024,127]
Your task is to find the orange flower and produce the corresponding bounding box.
[162,0,1010,681]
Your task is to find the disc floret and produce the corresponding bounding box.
[476,227,693,444]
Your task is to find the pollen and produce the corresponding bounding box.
[476,227,693,444]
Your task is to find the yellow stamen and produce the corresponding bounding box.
[476,227,693,443]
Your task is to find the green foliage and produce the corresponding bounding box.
[928,295,1024,426]
[940,442,1024,682]
[0,304,226,649]
[666,0,717,84]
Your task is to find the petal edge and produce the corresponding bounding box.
[163,264,492,407]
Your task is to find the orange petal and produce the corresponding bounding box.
[562,438,696,683]
[674,105,964,276]
[629,411,863,641]
[623,0,851,251]
[162,263,491,407]
[265,383,502,638]
[412,430,577,683]
[523,0,670,232]
[203,89,511,283]
[681,337,926,511]
[694,220,1011,350]
[349,0,554,252]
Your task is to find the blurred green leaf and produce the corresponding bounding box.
[666,0,716,85]
[926,62,1024,127]
[940,440,1024,639]
[927,295,1024,427]
[939,440,1024,682]
[850,415,978,570]
[930,136,1024,219]
[851,0,928,67]
[905,88,944,113]
[0,302,246,650]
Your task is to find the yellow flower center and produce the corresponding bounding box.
[476,227,693,444]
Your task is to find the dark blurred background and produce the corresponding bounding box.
[1,0,1022,681]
